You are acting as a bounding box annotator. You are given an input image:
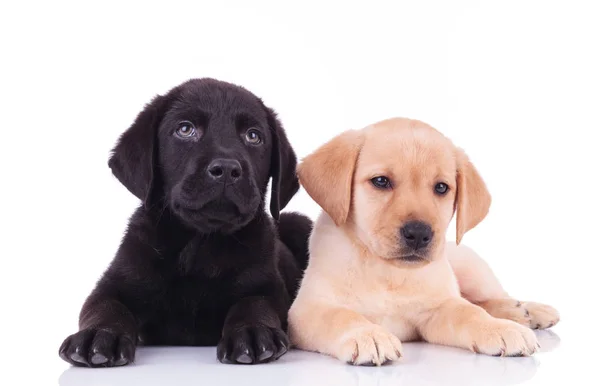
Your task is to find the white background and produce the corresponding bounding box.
[1,1,598,385]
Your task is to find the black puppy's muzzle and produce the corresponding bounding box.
[172,156,261,233]
[207,158,242,183]
[398,220,434,262]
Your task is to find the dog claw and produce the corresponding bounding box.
[493,347,506,357]
[91,353,108,365]
[258,349,274,362]
[114,354,129,366]
[70,352,87,365]
[237,353,253,364]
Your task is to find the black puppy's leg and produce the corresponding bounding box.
[59,210,167,368]
[218,296,289,365]
[59,294,137,367]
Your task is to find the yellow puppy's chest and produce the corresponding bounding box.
[359,292,424,341]
[339,258,459,341]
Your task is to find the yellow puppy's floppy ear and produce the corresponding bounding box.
[455,149,492,244]
[297,130,364,226]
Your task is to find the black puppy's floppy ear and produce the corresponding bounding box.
[266,107,299,220]
[108,93,172,208]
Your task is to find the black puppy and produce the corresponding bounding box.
[58,78,312,367]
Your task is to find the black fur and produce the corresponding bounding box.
[58,78,312,367]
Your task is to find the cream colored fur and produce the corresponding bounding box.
[288,118,559,365]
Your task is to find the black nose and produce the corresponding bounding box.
[207,159,242,182]
[401,221,433,250]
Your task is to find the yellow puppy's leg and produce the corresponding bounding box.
[446,242,560,329]
[419,298,539,356]
[288,303,403,366]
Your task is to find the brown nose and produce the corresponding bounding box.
[401,221,433,250]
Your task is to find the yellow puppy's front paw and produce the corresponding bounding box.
[470,319,539,357]
[336,325,403,366]
[479,299,560,330]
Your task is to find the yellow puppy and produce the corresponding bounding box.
[288,117,559,365]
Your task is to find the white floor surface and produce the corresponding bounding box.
[56,329,575,386]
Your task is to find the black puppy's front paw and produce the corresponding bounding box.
[59,328,135,367]
[217,325,289,365]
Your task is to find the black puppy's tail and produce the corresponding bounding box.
[276,212,313,271]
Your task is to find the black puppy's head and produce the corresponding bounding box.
[108,78,299,233]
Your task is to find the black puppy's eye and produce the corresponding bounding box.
[175,121,197,139]
[434,182,449,195]
[244,128,262,145]
[371,176,392,189]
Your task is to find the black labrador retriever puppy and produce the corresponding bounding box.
[58,78,312,367]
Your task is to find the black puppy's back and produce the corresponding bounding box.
[273,212,312,302]
[277,212,312,272]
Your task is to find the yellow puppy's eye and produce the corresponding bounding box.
[434,182,449,195]
[245,128,262,144]
[175,121,197,138]
[371,176,392,189]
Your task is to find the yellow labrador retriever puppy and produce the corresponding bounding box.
[288,117,559,365]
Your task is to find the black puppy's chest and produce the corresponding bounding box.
[138,238,249,346]
[140,275,232,346]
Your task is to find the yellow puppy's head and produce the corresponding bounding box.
[298,118,491,265]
